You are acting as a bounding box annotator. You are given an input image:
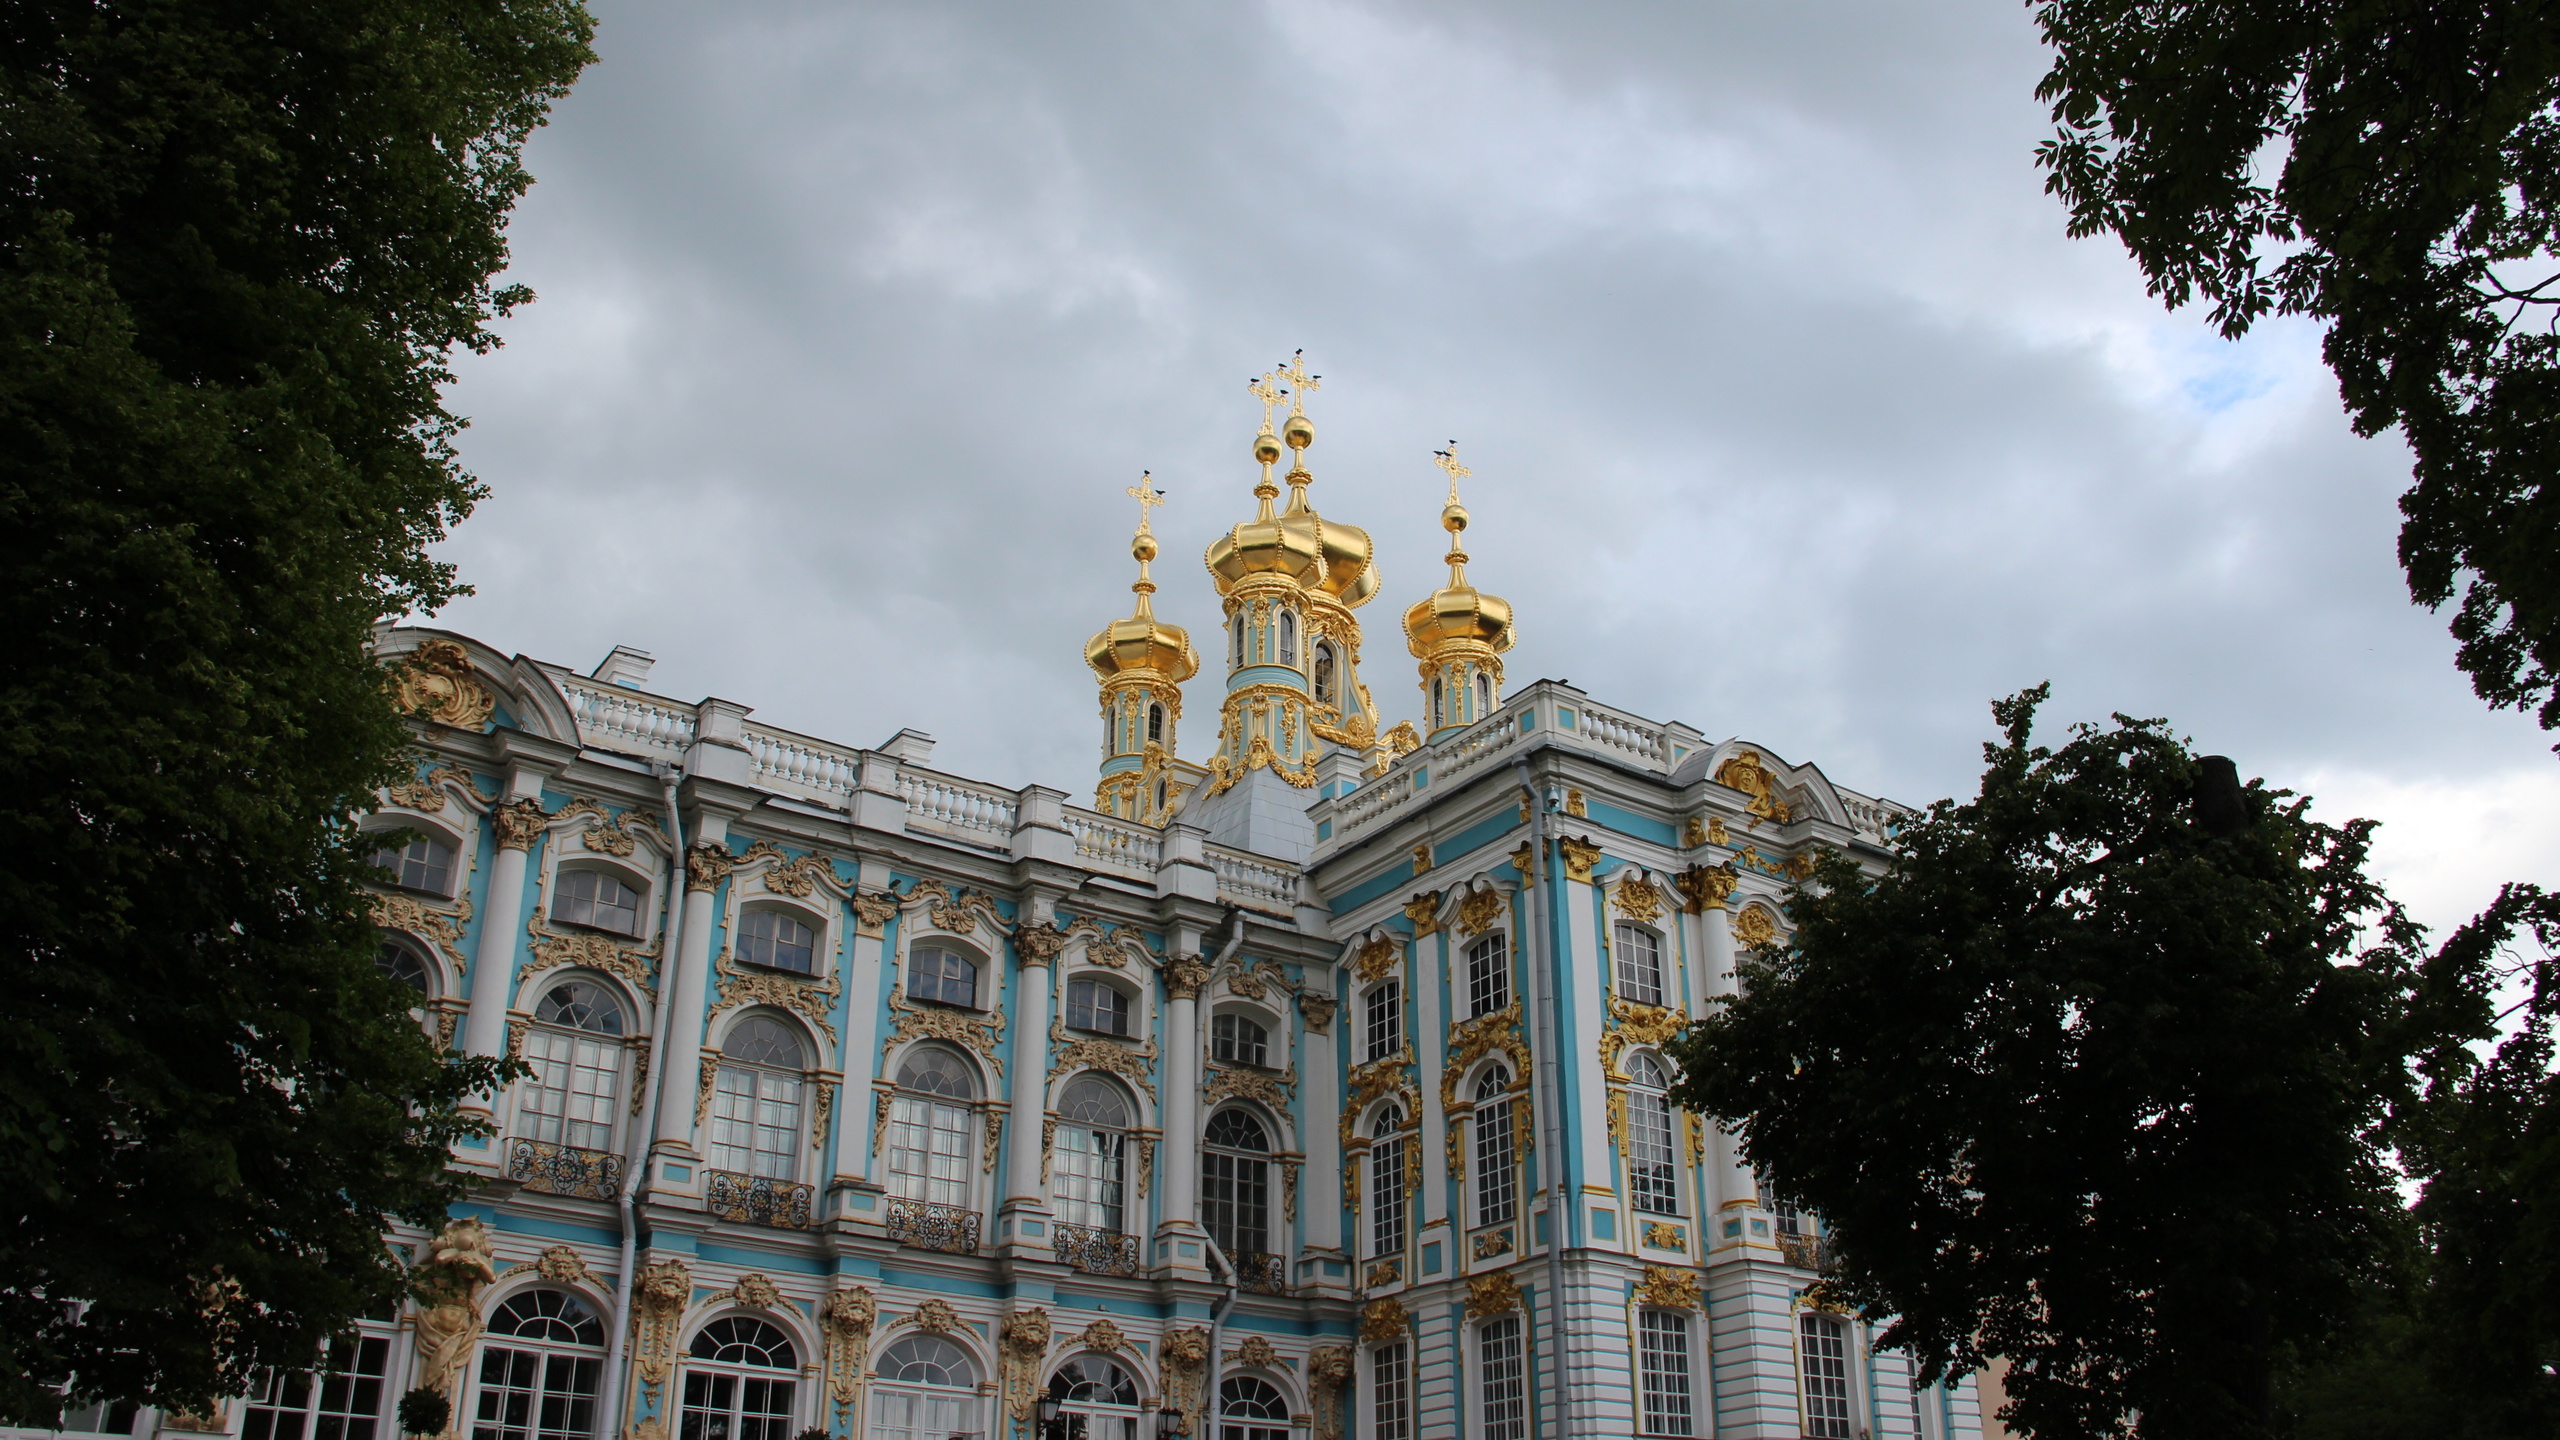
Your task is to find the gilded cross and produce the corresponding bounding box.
[1278,349,1321,414]
[1434,441,1470,502]
[1248,372,1284,433]
[1126,472,1164,529]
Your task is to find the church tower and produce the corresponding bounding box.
[1192,353,1383,859]
[1403,443,1514,740]
[1086,477,1199,824]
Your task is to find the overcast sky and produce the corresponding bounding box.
[430,0,2558,935]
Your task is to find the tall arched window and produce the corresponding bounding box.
[1475,671,1492,720]
[1476,1317,1528,1440]
[1364,979,1403,1061]
[1053,1076,1130,1237]
[471,1290,603,1440]
[871,1336,978,1440]
[1312,643,1337,705]
[888,1048,975,1208]
[1466,932,1510,1017]
[1369,1106,1408,1261]
[1202,1110,1272,1279]
[1049,1358,1142,1439]
[1218,1376,1289,1440]
[372,835,455,895]
[680,1319,798,1440]
[1277,611,1297,666]
[709,1017,804,1180]
[521,982,625,1153]
[1613,922,1664,1007]
[1431,677,1445,730]
[1147,703,1165,744]
[1625,1052,1679,1215]
[1232,613,1246,666]
[1473,1068,1517,1229]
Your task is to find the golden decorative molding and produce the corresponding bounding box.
[1160,1328,1209,1427]
[1635,1265,1701,1311]
[820,1286,877,1422]
[1680,815,1707,849]
[1411,841,1433,873]
[520,919,660,1002]
[1644,1222,1688,1251]
[810,1078,835,1152]
[1714,750,1791,823]
[1339,1046,1416,1150]
[1352,935,1400,982]
[1563,788,1587,818]
[554,797,663,859]
[1164,954,1210,1001]
[632,1257,691,1405]
[685,841,735,894]
[908,1298,961,1334]
[1684,1112,1705,1170]
[1613,875,1663,925]
[709,945,842,1042]
[1358,1297,1411,1346]
[411,1217,495,1409]
[736,839,837,899]
[1048,1016,1158,1100]
[1557,835,1603,883]
[1439,1001,1530,1114]
[1229,1334,1279,1369]
[628,1036,652,1114]
[492,798,548,852]
[1402,891,1443,937]
[1014,920,1071,968]
[1472,1228,1513,1258]
[881,983,1008,1078]
[999,1308,1052,1423]
[1136,1136,1156,1198]
[388,640,497,730]
[1599,995,1689,1074]
[1734,902,1780,948]
[695,1052,721,1128]
[369,890,473,978]
[384,761,485,813]
[984,1110,1003,1175]
[1455,888,1505,938]
[1365,1256,1399,1289]
[1040,1113,1058,1183]
[1079,1316,1130,1354]
[727,1272,783,1310]
[906,878,1013,938]
[1309,1346,1354,1440]
[1205,1061,1288,1112]
[850,890,898,935]
[1464,1271,1524,1318]
[872,1089,893,1158]
[1673,863,1738,913]
[1298,990,1336,1034]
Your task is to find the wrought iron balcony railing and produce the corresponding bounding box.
[1778,1230,1835,1272]
[886,1198,981,1255]
[1234,1250,1288,1295]
[1054,1222,1139,1277]
[705,1169,814,1230]
[506,1138,622,1201]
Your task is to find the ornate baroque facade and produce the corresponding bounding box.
[55,367,1985,1440]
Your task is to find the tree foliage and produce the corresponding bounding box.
[0,0,591,1417]
[1668,687,2441,1440]
[2031,2,2560,739]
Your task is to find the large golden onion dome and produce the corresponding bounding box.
[1088,501,1200,682]
[1204,398,1380,607]
[1404,468,1515,656]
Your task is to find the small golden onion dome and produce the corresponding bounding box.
[1404,578,1514,656]
[1087,608,1198,682]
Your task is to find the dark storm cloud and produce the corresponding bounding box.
[429,0,2558,932]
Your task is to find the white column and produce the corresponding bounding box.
[1699,894,1754,1210]
[835,853,894,1185]
[1003,939,1058,1206]
[1300,985,1343,1260]
[650,817,732,1161]
[1160,953,1206,1231]
[1414,928,1447,1232]
[460,782,548,1093]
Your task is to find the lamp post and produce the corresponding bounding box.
[1033,1394,1063,1440]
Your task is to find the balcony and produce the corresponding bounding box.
[705,1169,814,1230]
[1234,1250,1287,1295]
[1054,1223,1139,1277]
[886,1198,981,1255]
[1778,1229,1835,1272]
[506,1139,622,1201]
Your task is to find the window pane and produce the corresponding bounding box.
[1615,924,1664,1007]
[1475,1097,1516,1227]
[1365,980,1402,1061]
[1629,1089,1679,1215]
[1800,1315,1854,1439]
[1371,1136,1407,1257]
[1372,1344,1411,1440]
[1478,1318,1527,1440]
[1468,934,1510,1016]
[1639,1312,1694,1437]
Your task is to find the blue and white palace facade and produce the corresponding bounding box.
[58,368,1986,1440]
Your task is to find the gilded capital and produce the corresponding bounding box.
[685,841,736,893]
[1557,835,1603,884]
[1401,890,1442,937]
[1164,955,1209,1000]
[1674,862,1739,913]
[1014,921,1070,967]
[492,798,548,852]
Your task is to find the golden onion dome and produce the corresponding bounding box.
[1091,483,1200,681]
[1404,451,1513,655]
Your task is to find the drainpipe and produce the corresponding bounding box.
[1192,909,1248,1437]
[601,761,686,1440]
[1514,756,1570,1439]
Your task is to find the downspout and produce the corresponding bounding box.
[1195,909,1248,1436]
[1515,756,1570,1439]
[601,761,686,1440]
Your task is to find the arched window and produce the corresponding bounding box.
[521,982,625,1154]
[376,938,431,995]
[1638,1311,1696,1437]
[1476,1316,1528,1440]
[709,1017,804,1180]
[1369,1106,1408,1261]
[471,1290,603,1440]
[1154,779,1169,813]
[1625,1052,1679,1216]
[555,869,642,937]
[1210,1013,1269,1068]
[1232,613,1246,666]
[1202,1110,1272,1271]
[373,835,455,896]
[1053,1076,1131,1236]
[1105,707,1118,754]
[872,1336,979,1440]
[1475,671,1492,720]
[681,1318,797,1440]
[738,909,816,975]
[1797,1314,1854,1440]
[1431,676,1445,730]
[1312,642,1337,706]
[1278,611,1297,666]
[1147,703,1165,744]
[907,943,980,1009]
[1218,1376,1289,1440]
[1466,932,1510,1017]
[888,1047,975,1207]
[1473,1067,1517,1229]
[1050,1357,1142,1436]
[1066,978,1130,1037]
[1613,922,1664,1007]
[1363,979,1402,1061]
[1371,1342,1412,1440]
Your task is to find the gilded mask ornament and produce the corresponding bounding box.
[1614,875,1664,924]
[1558,836,1603,883]
[1358,1297,1410,1346]
[1080,1317,1128,1354]
[910,1298,961,1334]
[1734,902,1780,948]
[387,640,497,730]
[1353,935,1400,981]
[1401,891,1443,937]
[1635,1265,1702,1311]
[1464,1271,1524,1318]
[731,1273,783,1310]
[850,890,898,934]
[1230,1334,1278,1369]
[1455,888,1505,937]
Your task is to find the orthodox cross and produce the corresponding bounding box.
[1278,349,1320,414]
[1127,472,1164,530]
[1248,373,1285,433]
[1434,441,1470,502]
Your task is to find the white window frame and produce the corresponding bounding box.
[1636,1309,1696,1438]
[1473,1316,1529,1440]
[1612,921,1665,1007]
[1364,978,1404,1061]
[1797,1312,1859,1440]
[1466,932,1510,1017]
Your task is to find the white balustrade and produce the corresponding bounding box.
[1210,845,1299,915]
[1066,807,1162,877]
[1573,700,1671,770]
[744,725,861,805]
[898,769,1019,842]
[559,679,697,758]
